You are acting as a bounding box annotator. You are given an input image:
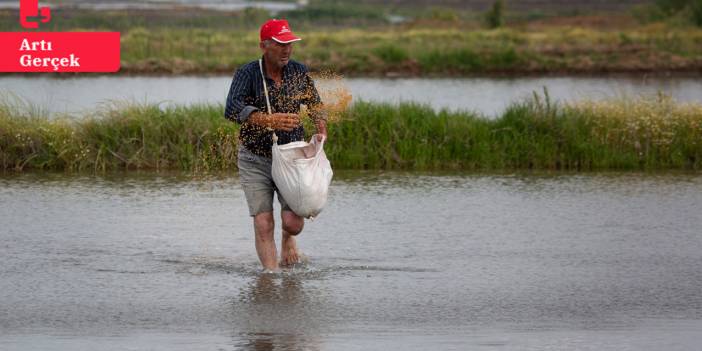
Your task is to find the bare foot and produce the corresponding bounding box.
[280,234,302,267]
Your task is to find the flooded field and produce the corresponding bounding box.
[2,75,702,117]
[1,171,701,350]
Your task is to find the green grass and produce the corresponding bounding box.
[2,95,701,172]
[0,99,238,172]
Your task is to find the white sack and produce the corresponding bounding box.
[271,134,333,219]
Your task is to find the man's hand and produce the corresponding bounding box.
[249,112,300,132]
[315,119,328,142]
[269,113,301,132]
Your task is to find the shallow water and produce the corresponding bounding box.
[1,171,701,350]
[2,75,701,117]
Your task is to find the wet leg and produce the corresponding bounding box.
[254,211,278,271]
[280,210,304,266]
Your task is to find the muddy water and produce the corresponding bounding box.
[1,171,701,350]
[2,75,701,117]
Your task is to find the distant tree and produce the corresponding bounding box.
[486,0,504,29]
[693,0,702,26]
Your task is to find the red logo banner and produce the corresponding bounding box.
[0,32,121,72]
[1,1,121,73]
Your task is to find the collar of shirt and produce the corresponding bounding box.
[260,56,291,85]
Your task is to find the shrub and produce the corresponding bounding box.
[693,0,702,26]
[373,44,408,64]
[656,0,690,16]
[485,0,504,29]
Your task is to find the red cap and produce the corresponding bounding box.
[260,19,301,44]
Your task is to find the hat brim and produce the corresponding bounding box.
[271,34,301,44]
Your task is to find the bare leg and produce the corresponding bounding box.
[280,210,304,266]
[253,211,278,271]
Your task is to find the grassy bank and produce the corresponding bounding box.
[115,26,702,75]
[2,8,702,75]
[2,95,701,172]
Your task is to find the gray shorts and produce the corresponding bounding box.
[237,145,291,216]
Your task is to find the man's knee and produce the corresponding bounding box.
[253,212,274,238]
[281,211,304,236]
[282,222,303,236]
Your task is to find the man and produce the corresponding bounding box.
[224,19,327,271]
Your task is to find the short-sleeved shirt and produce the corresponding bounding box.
[224,57,325,158]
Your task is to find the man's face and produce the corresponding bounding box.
[261,40,293,68]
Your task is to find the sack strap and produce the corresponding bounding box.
[258,58,278,142]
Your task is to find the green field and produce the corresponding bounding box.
[2,3,702,76]
[110,25,702,75]
[2,94,701,172]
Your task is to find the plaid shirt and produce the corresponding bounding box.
[224,57,325,158]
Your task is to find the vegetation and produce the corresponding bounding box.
[486,0,505,29]
[2,95,700,172]
[0,100,238,172]
[634,0,702,26]
[693,0,702,26]
[2,5,702,75]
[119,25,702,75]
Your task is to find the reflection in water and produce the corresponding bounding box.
[236,333,319,351]
[232,273,321,351]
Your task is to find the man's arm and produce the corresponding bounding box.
[224,68,259,124]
